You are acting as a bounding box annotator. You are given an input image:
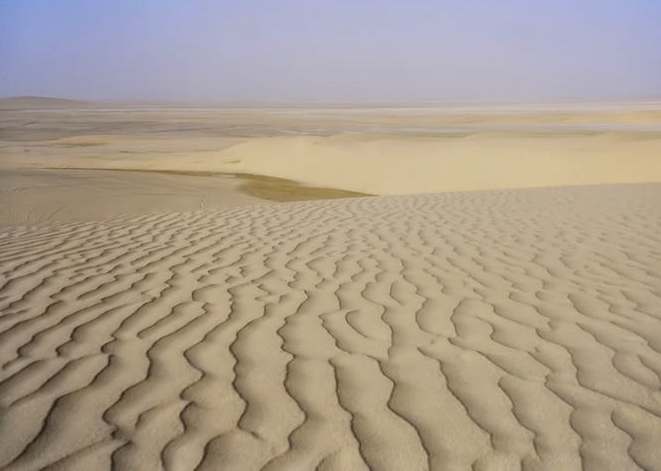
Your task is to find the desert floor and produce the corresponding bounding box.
[1,99,661,470]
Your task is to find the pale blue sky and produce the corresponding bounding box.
[1,0,660,103]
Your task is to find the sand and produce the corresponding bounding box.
[1,184,661,470]
[0,168,366,226]
[0,168,260,226]
[2,101,661,198]
[2,100,661,470]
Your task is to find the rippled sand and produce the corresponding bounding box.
[1,184,661,470]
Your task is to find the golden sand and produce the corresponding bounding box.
[1,102,661,470]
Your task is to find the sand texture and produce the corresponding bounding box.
[1,183,661,470]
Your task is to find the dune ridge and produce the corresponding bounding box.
[1,183,661,470]
[2,104,661,196]
[0,96,90,110]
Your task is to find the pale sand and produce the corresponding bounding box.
[2,102,661,197]
[2,102,661,470]
[0,168,260,226]
[1,184,661,470]
[0,168,365,226]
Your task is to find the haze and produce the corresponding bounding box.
[1,0,660,103]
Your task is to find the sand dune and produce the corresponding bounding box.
[1,183,661,470]
[0,96,90,110]
[2,103,660,195]
[212,132,661,194]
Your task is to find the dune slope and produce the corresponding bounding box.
[1,184,661,470]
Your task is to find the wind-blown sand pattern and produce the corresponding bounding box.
[1,184,661,471]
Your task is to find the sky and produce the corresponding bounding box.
[1,0,660,103]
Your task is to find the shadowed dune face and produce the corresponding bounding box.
[227,172,371,202]
[1,184,661,470]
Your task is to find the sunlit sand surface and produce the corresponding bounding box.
[1,99,661,470]
[2,100,661,200]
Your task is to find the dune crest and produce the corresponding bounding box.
[213,133,661,195]
[1,184,661,470]
[3,104,661,196]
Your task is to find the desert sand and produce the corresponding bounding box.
[2,100,661,198]
[1,100,661,470]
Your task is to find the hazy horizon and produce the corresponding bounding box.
[1,0,660,104]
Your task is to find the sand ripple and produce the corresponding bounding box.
[1,184,661,470]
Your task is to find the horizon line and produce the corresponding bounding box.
[2,94,661,109]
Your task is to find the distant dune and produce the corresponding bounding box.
[1,103,661,194]
[0,96,91,110]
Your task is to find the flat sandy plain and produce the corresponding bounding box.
[1,98,661,470]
